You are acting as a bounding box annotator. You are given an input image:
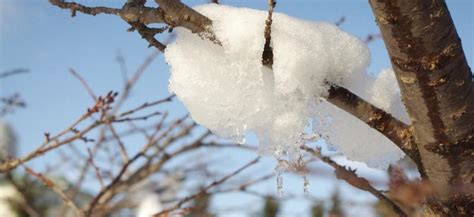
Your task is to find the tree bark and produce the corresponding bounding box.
[369,0,474,216]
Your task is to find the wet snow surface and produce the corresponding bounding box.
[165,4,408,169]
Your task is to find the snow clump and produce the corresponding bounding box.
[165,4,407,169]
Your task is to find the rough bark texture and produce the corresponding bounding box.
[154,0,220,43]
[369,0,474,216]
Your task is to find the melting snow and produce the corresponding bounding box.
[165,4,408,169]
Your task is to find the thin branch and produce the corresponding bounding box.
[301,146,407,217]
[262,0,276,68]
[0,68,29,79]
[105,123,129,163]
[0,91,118,172]
[49,0,120,17]
[23,166,83,217]
[0,93,26,117]
[113,51,162,112]
[364,33,382,44]
[153,157,260,216]
[119,94,175,117]
[86,148,105,188]
[69,68,97,101]
[113,111,162,123]
[127,22,167,51]
[335,16,346,26]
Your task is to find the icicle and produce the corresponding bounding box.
[231,125,247,144]
[303,175,309,197]
[276,172,283,197]
[275,157,289,197]
[231,133,246,144]
[292,153,310,197]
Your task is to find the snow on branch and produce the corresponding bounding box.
[301,146,407,217]
[165,4,411,169]
[49,1,419,168]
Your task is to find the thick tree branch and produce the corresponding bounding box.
[327,85,422,172]
[369,0,474,215]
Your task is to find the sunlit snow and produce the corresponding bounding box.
[165,4,408,169]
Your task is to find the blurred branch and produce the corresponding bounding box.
[335,16,345,26]
[0,68,29,79]
[0,93,26,117]
[301,145,407,217]
[0,92,175,173]
[364,33,382,44]
[153,157,260,216]
[69,69,97,101]
[23,166,83,217]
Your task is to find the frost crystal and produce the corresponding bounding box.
[165,4,407,169]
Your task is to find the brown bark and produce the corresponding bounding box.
[327,85,422,172]
[369,0,474,216]
[154,0,220,43]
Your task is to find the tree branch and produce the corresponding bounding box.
[302,146,407,217]
[0,68,29,79]
[48,0,420,166]
[49,0,120,17]
[369,0,474,214]
[326,85,422,172]
[153,157,260,216]
[262,0,276,68]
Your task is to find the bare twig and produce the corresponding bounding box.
[0,91,118,172]
[0,93,26,117]
[23,166,83,217]
[262,0,276,68]
[301,145,407,217]
[69,68,97,101]
[119,94,174,117]
[153,157,260,216]
[86,148,105,188]
[335,16,346,26]
[364,33,382,44]
[0,68,29,79]
[127,22,167,51]
[49,0,120,17]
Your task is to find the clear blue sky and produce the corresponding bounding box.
[1,1,472,216]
